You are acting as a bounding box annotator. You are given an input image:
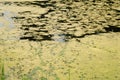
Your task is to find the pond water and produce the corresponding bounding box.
[0,0,120,80]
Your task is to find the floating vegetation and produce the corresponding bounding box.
[0,60,5,80]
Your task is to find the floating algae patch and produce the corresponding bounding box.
[0,32,120,80]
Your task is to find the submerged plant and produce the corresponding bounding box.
[0,61,5,80]
[68,69,70,80]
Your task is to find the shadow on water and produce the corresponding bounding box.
[31,1,55,8]
[104,25,120,32]
[19,23,120,42]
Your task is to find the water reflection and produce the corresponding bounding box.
[52,33,65,42]
[3,11,16,28]
[0,22,3,27]
[0,9,18,40]
[0,10,16,29]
